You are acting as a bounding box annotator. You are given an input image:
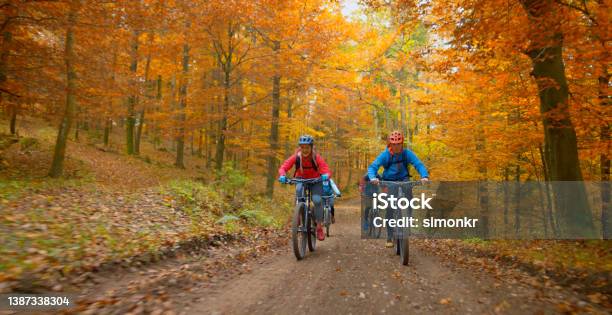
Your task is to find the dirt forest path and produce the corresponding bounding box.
[180,200,596,315]
[68,198,607,315]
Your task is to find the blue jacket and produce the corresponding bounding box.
[367,148,429,181]
[323,178,341,196]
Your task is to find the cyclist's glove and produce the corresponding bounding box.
[279,175,287,183]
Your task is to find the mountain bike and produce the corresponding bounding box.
[378,180,423,266]
[322,194,334,237]
[283,177,322,260]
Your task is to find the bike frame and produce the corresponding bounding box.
[378,180,422,240]
[287,177,322,232]
[378,180,423,265]
[285,177,323,259]
[322,195,333,225]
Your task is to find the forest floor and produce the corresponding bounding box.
[53,201,611,314]
[0,117,292,295]
[0,117,610,314]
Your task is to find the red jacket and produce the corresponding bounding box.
[278,151,331,179]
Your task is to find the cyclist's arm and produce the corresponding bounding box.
[406,150,429,178]
[315,154,332,177]
[367,151,388,180]
[330,179,341,196]
[278,154,297,176]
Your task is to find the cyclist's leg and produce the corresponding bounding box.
[310,182,324,223]
[385,204,393,241]
[295,182,305,202]
[330,197,335,223]
[362,195,370,230]
[385,185,400,241]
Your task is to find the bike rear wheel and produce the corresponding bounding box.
[400,209,411,265]
[400,237,409,265]
[307,207,317,252]
[395,237,401,255]
[292,203,307,260]
[368,209,382,239]
[324,206,331,237]
[394,219,409,264]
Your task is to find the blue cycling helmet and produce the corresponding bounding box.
[298,135,314,145]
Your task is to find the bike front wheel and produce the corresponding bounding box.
[292,203,307,260]
[395,226,409,265]
[324,206,331,237]
[307,207,317,252]
[368,209,382,239]
[400,237,409,265]
[395,237,401,255]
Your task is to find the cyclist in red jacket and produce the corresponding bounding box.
[279,135,331,241]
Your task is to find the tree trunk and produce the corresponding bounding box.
[206,124,212,167]
[477,104,489,238]
[153,75,162,149]
[9,106,16,135]
[539,144,557,236]
[198,129,203,157]
[407,105,413,145]
[49,0,79,178]
[514,162,521,237]
[74,119,79,141]
[1,21,15,135]
[266,40,281,197]
[215,67,229,171]
[135,109,144,154]
[503,168,509,236]
[344,165,353,192]
[400,85,407,139]
[520,0,595,237]
[126,29,139,155]
[104,118,111,146]
[175,37,189,169]
[104,47,117,148]
[135,32,154,155]
[284,96,293,156]
[190,132,194,156]
[245,120,254,170]
[599,70,611,238]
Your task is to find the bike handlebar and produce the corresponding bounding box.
[282,177,323,185]
[376,180,424,188]
[321,195,338,199]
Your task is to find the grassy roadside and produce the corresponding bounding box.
[0,119,294,292]
[0,177,293,292]
[423,239,612,303]
[460,239,612,274]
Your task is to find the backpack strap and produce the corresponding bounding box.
[403,150,410,178]
[383,150,411,177]
[294,152,319,176]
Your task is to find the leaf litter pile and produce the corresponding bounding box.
[0,183,288,296]
[71,228,287,315]
[412,239,611,311]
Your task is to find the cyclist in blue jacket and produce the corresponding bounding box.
[322,178,341,223]
[367,130,429,248]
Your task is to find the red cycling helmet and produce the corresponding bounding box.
[388,130,404,145]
